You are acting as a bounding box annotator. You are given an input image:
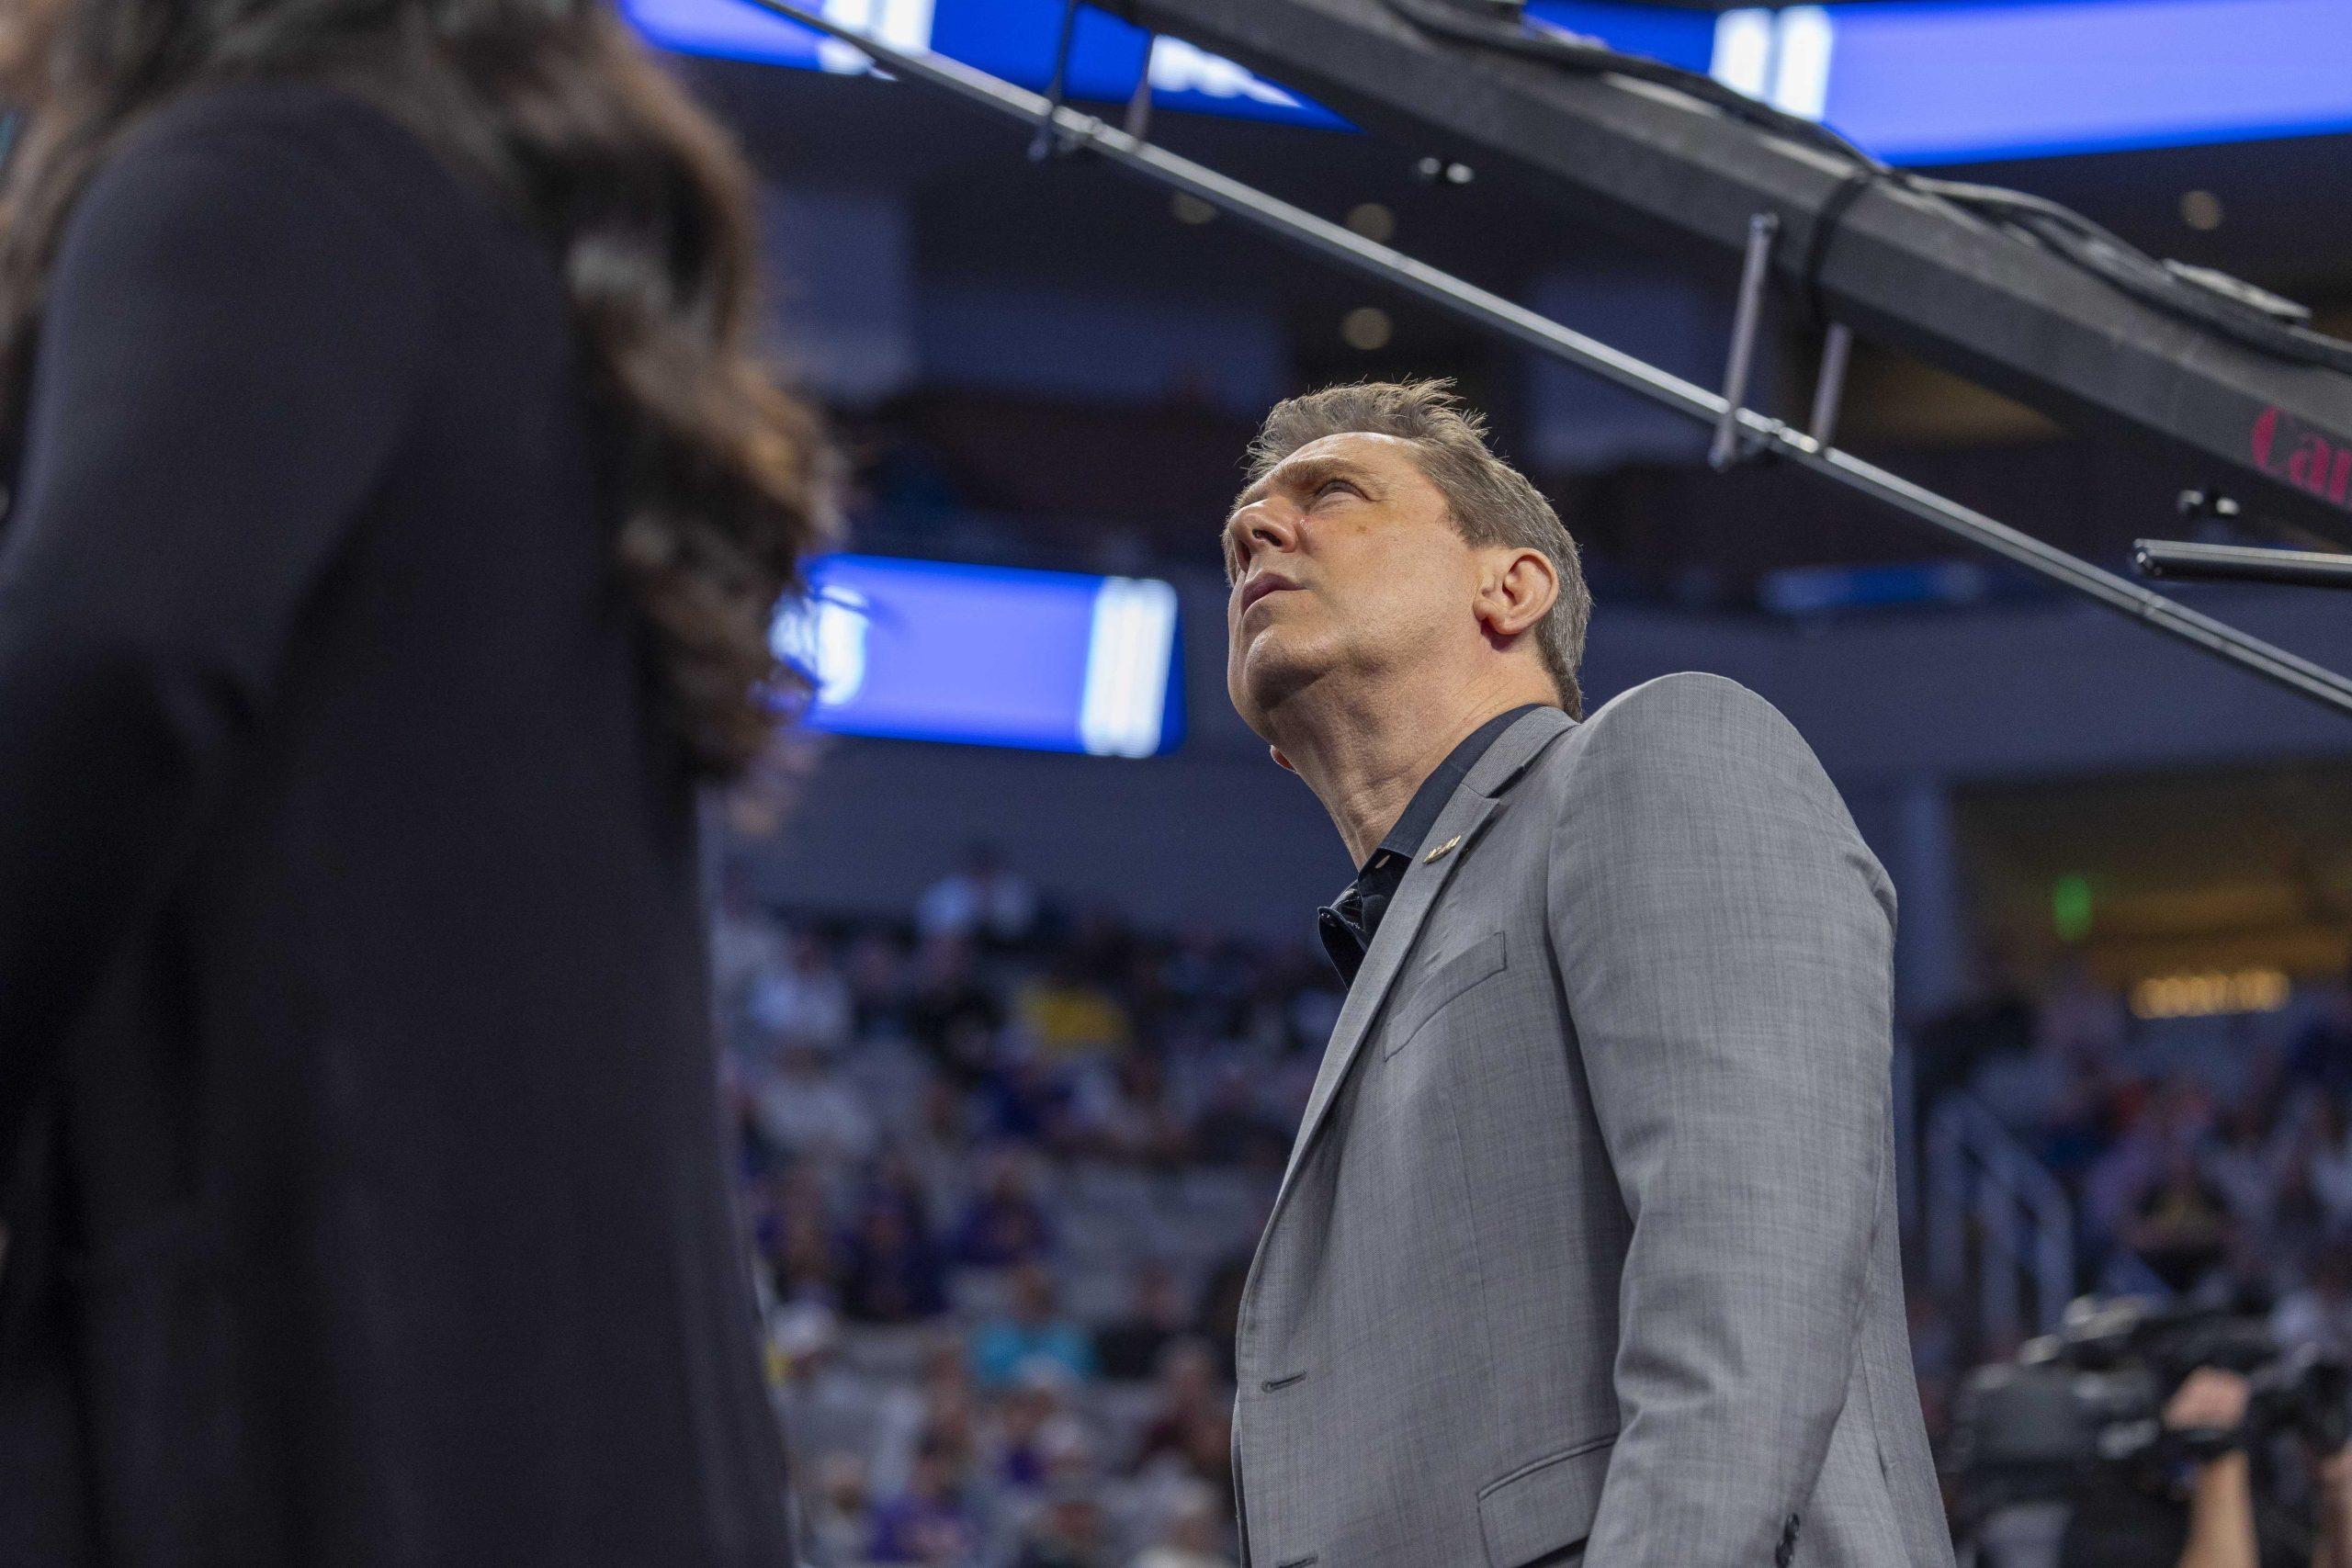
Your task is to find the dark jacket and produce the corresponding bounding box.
[0,82,792,1564]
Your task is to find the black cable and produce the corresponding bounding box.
[1798,164,1873,327]
[1382,0,2352,376]
[1380,0,1888,174]
[1900,174,2352,373]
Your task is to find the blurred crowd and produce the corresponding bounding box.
[723,842,2352,1563]
[718,847,1339,1568]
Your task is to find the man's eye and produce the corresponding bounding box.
[1317,479,1355,500]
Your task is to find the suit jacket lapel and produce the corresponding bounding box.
[1275,706,1577,1200]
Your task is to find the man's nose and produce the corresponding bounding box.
[1233,504,1297,567]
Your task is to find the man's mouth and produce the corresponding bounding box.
[1238,573,1299,615]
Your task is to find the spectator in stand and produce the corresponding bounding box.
[2034,953,2129,1068]
[1971,1012,2084,1139]
[980,1044,1078,1150]
[769,1302,882,1472]
[804,1452,875,1568]
[2207,1092,2295,1230]
[904,1075,978,1204]
[747,927,853,1051]
[2205,1227,2287,1320]
[1128,1480,1236,1568]
[972,1263,1098,1390]
[1095,1261,1193,1382]
[846,927,914,1040]
[907,931,1005,1089]
[953,1149,1057,1269]
[2304,1091,2352,1221]
[1069,1048,1192,1167]
[748,1039,877,1166]
[1129,1338,1227,1476]
[2126,1143,2236,1293]
[2288,961,2352,1098]
[1193,1251,1250,1382]
[1017,947,1135,1066]
[865,1147,944,1234]
[986,1366,1090,1495]
[2267,1144,2335,1276]
[989,1378,1057,1495]
[762,1184,844,1307]
[2273,1235,2352,1355]
[841,1194,949,1325]
[2036,1035,2130,1181]
[919,841,1040,948]
[1913,941,2038,1111]
[2085,1077,2214,1244]
[709,861,787,1025]
[866,1332,978,1500]
[867,1432,983,1566]
[1012,1483,1114,1568]
[1174,1405,1236,1521]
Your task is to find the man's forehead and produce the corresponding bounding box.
[1234,431,1423,513]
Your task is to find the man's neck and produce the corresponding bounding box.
[1270,671,1550,867]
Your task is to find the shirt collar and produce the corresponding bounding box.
[1363,703,1550,875]
[1315,703,1551,985]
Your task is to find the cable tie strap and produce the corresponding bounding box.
[1800,164,1878,327]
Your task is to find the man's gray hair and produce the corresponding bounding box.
[1243,378,1594,719]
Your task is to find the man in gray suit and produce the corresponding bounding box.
[1219,379,1952,1568]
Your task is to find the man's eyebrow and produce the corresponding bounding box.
[1226,453,1380,525]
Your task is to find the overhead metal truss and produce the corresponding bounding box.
[736,0,2352,719]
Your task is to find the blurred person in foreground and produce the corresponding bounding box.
[1218,380,1948,1566]
[0,0,829,1562]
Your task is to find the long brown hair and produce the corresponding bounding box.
[0,0,832,778]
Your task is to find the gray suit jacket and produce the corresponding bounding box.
[1231,674,1953,1568]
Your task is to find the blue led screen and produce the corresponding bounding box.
[625,0,2352,163]
[775,555,1185,757]
[1825,0,2352,163]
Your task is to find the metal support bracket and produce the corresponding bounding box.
[1809,322,1853,450]
[1125,36,1159,140]
[1710,210,1780,472]
[2133,539,2352,591]
[1028,0,1088,160]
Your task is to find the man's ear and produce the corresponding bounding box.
[1476,547,1560,640]
[1271,745,1296,773]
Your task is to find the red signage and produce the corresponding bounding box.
[2251,405,2352,513]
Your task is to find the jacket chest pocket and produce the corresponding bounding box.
[1384,931,1509,1058]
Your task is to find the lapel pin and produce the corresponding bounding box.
[1422,834,1462,864]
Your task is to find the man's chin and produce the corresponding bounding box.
[1233,637,1329,725]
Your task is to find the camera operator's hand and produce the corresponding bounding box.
[2167,1369,2258,1568]
[2313,1443,2352,1568]
[2168,1368,2254,1438]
